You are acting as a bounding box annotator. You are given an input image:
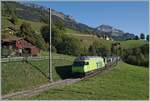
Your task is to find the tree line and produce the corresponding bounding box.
[134,33,149,41]
[111,43,149,67]
[45,22,149,67]
[122,44,149,67]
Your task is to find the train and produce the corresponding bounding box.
[72,56,119,76]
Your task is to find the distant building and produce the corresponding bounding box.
[111,38,114,41]
[2,36,40,56]
[106,36,110,40]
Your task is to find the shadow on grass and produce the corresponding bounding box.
[26,61,49,79]
[55,65,72,79]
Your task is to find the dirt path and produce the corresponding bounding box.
[2,78,81,100]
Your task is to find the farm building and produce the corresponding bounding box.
[2,36,40,57]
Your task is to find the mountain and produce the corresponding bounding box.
[2,1,135,40]
[51,9,94,34]
[2,1,94,34]
[96,24,124,35]
[93,24,135,40]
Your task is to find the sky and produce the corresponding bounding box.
[29,1,149,36]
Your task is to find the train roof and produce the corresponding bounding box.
[75,56,103,61]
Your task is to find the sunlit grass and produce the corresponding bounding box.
[25,61,149,100]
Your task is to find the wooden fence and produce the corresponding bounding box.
[1,56,74,63]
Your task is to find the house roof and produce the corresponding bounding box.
[2,36,38,49]
[19,39,36,48]
[2,36,23,42]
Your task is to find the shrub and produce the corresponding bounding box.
[9,15,18,25]
[146,35,149,41]
[17,22,46,50]
[51,45,57,53]
[56,35,84,56]
[41,25,49,43]
[88,41,110,57]
[1,47,11,58]
[140,33,145,39]
[123,44,149,67]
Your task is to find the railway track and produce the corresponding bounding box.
[2,59,119,100]
[2,78,81,100]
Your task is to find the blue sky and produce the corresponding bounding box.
[29,1,148,36]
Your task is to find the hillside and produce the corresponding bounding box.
[2,15,147,51]
[2,1,93,35]
[118,40,148,49]
[2,16,46,34]
[1,53,75,95]
[2,1,138,40]
[65,28,148,49]
[14,61,148,100]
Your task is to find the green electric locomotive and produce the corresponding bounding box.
[72,56,106,76]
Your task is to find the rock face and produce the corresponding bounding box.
[95,24,123,36]
[94,24,135,40]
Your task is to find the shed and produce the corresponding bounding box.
[2,36,40,56]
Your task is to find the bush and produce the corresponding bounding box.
[140,33,145,39]
[1,47,11,58]
[51,45,57,53]
[88,41,110,57]
[88,45,97,56]
[9,15,18,25]
[123,44,149,67]
[17,22,46,50]
[34,34,46,50]
[56,35,84,56]
[41,25,49,43]
[134,35,139,40]
[126,55,137,65]
[52,26,63,47]
[146,35,149,41]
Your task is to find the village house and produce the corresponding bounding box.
[2,36,40,57]
[106,36,110,40]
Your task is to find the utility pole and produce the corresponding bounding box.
[48,8,53,82]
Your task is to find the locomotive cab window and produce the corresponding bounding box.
[85,62,89,65]
[73,61,84,66]
[73,61,89,66]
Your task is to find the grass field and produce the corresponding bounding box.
[2,16,46,34]
[1,53,75,95]
[19,61,149,100]
[65,28,148,50]
[119,40,148,49]
[65,28,113,50]
[65,28,88,35]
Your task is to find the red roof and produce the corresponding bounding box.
[16,39,37,49]
[2,36,38,49]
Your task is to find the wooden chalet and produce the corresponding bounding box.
[2,36,40,56]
